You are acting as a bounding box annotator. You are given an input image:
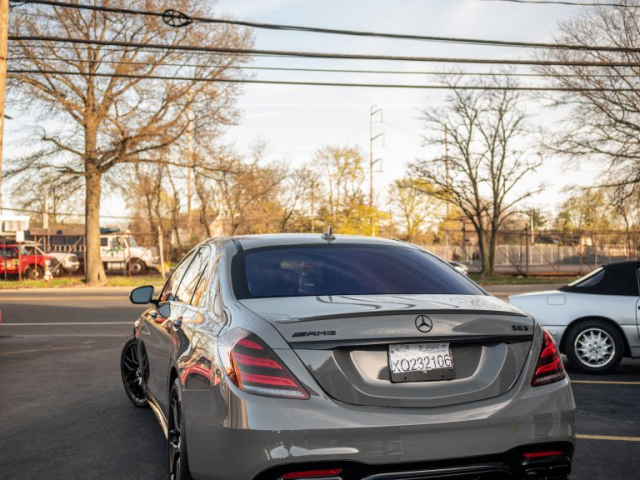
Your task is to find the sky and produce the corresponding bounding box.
[207,0,599,218]
[3,0,604,221]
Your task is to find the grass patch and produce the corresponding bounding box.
[0,275,165,290]
[469,274,578,286]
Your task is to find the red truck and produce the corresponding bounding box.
[0,244,51,280]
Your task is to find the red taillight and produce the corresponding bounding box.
[280,469,343,479]
[237,338,264,350]
[218,329,309,399]
[232,352,283,370]
[531,329,566,387]
[522,450,565,459]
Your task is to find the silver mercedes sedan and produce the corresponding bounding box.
[121,234,576,480]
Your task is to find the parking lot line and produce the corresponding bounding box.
[0,344,95,356]
[0,334,130,337]
[572,380,640,386]
[0,296,127,301]
[577,434,640,442]
[0,322,132,326]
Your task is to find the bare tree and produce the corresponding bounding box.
[409,76,543,276]
[313,145,373,234]
[539,3,640,188]
[278,165,318,232]
[389,178,440,243]
[13,173,82,225]
[7,0,253,284]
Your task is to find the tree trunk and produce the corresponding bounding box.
[487,227,499,277]
[85,164,107,285]
[478,230,491,278]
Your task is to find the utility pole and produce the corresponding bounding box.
[310,180,316,233]
[369,105,384,236]
[186,101,194,241]
[444,124,450,218]
[0,0,9,215]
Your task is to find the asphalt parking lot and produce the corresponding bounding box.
[0,287,639,480]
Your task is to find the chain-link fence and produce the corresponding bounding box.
[425,229,640,275]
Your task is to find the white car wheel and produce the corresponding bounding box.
[574,328,615,368]
[566,320,624,374]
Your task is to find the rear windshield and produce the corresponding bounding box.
[232,245,485,299]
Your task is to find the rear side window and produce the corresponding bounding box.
[160,250,197,302]
[232,245,485,299]
[175,246,211,305]
[566,268,605,289]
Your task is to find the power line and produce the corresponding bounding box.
[14,44,640,76]
[12,55,640,78]
[478,0,633,6]
[9,42,280,59]
[9,68,640,91]
[11,35,640,67]
[10,0,640,53]
[2,205,142,219]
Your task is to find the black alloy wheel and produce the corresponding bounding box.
[169,378,192,480]
[120,337,148,408]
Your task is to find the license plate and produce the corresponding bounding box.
[388,343,455,383]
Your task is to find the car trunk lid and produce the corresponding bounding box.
[240,294,534,408]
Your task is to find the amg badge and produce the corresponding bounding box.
[292,330,337,338]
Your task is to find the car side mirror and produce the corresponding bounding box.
[130,285,155,305]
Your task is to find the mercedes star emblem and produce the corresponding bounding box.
[415,315,433,333]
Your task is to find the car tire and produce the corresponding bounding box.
[565,319,624,374]
[25,265,44,280]
[128,258,146,275]
[120,337,148,408]
[168,378,192,480]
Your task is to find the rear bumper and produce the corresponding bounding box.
[254,445,573,480]
[183,378,576,480]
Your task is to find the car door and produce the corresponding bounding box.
[169,246,215,386]
[143,246,212,413]
[179,245,228,392]
[141,249,197,406]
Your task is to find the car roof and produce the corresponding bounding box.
[211,234,417,252]
[560,260,640,296]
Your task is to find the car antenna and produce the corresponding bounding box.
[321,227,335,243]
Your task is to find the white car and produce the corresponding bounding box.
[509,261,640,374]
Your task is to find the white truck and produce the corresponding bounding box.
[100,234,159,274]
